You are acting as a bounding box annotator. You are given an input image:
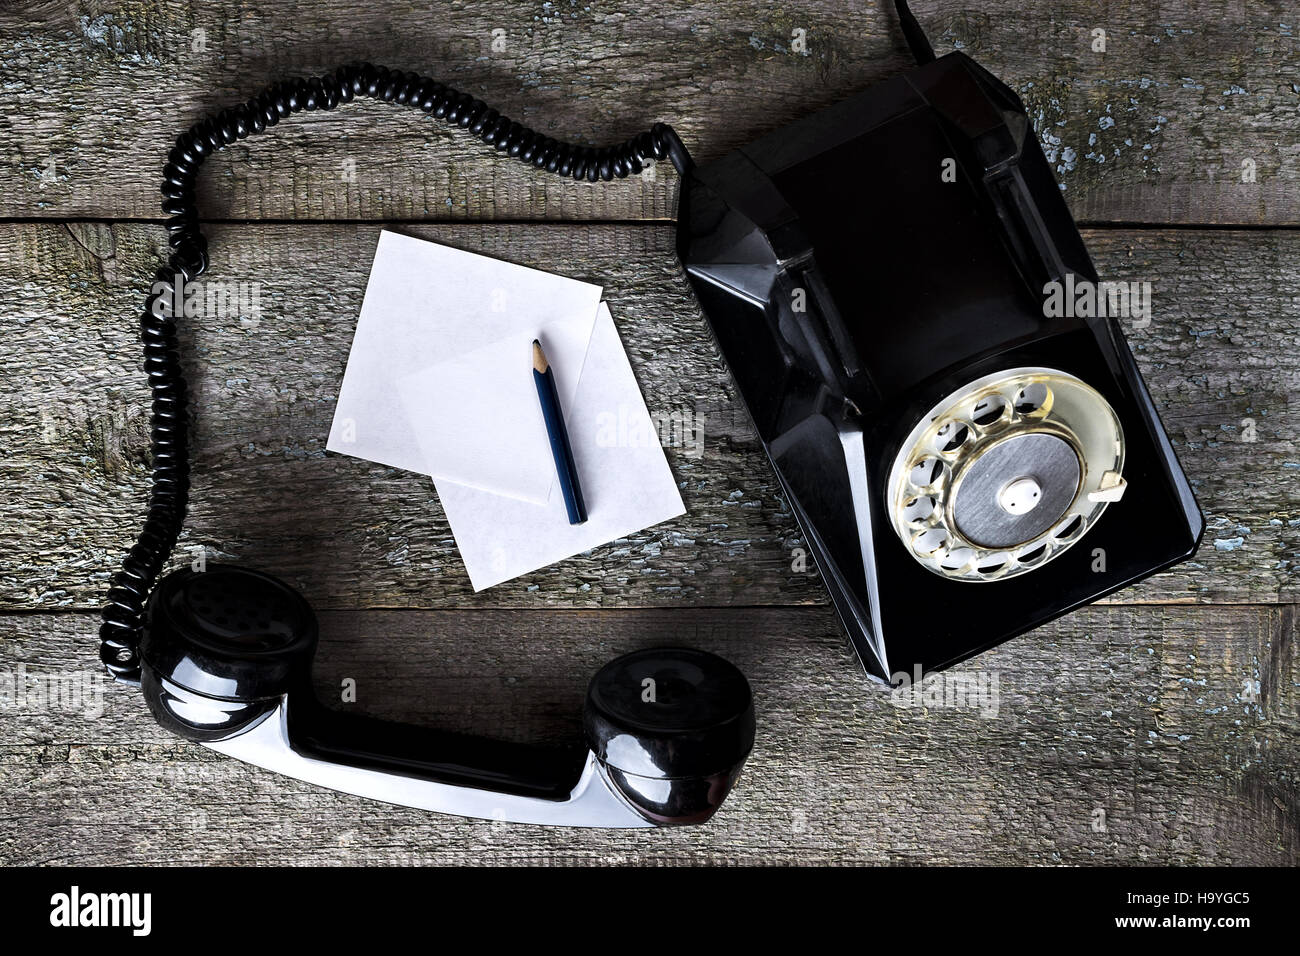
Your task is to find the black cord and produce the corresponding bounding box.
[99,62,694,682]
[895,1,937,65]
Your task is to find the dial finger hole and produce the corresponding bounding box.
[913,528,949,556]
[1054,514,1084,540]
[1016,542,1049,565]
[1014,382,1051,415]
[976,552,1011,575]
[902,495,937,524]
[970,394,1007,427]
[909,457,944,489]
[934,421,970,453]
[939,546,975,571]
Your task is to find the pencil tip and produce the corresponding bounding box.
[532,339,548,373]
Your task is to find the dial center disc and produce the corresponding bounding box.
[952,433,1081,549]
[998,477,1043,515]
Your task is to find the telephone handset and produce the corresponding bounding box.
[141,566,753,826]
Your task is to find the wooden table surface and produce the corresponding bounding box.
[2,1,1297,865]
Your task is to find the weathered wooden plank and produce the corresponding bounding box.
[1,604,1294,864]
[0,1,1296,224]
[2,221,1296,610]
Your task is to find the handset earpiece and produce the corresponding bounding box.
[139,565,754,827]
[584,648,754,825]
[140,566,316,742]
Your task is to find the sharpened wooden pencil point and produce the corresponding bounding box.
[532,339,548,373]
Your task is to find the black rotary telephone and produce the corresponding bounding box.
[100,3,1200,825]
[678,4,1201,682]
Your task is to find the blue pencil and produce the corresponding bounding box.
[532,339,588,524]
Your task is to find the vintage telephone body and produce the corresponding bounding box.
[99,3,1198,826]
[678,25,1202,683]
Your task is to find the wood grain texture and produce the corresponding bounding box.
[2,0,1297,868]
[0,1,1296,224]
[1,222,1296,612]
[1,604,1293,865]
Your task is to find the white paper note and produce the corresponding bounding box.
[430,303,686,590]
[328,229,602,501]
[327,230,686,590]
